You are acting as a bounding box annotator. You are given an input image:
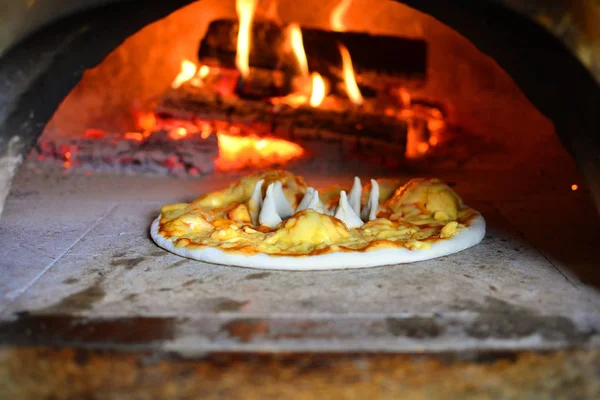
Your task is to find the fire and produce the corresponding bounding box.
[571,184,579,191]
[199,65,210,79]
[63,151,72,168]
[236,0,258,78]
[309,72,326,107]
[172,60,197,89]
[124,132,144,142]
[330,0,352,31]
[84,129,105,139]
[215,133,304,171]
[338,43,363,105]
[136,111,157,132]
[289,24,309,77]
[398,88,411,108]
[405,119,429,159]
[168,127,188,140]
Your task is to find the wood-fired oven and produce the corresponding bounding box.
[0,1,599,395]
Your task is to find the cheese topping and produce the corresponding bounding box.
[157,170,480,256]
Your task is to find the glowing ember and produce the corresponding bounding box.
[236,0,258,78]
[62,151,72,168]
[330,0,352,31]
[201,124,212,139]
[571,184,579,191]
[124,132,144,142]
[289,23,309,77]
[338,43,363,105]
[215,133,304,171]
[84,129,105,139]
[199,65,210,79]
[309,72,326,107]
[136,111,157,132]
[168,127,188,140]
[172,60,197,89]
[271,93,309,108]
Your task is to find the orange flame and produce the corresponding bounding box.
[398,88,411,108]
[199,65,210,79]
[338,43,363,105]
[172,60,197,89]
[330,0,352,31]
[289,24,309,77]
[309,72,326,107]
[236,0,258,78]
[405,119,429,159]
[215,133,304,171]
[571,184,579,191]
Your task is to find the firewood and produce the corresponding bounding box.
[199,19,427,91]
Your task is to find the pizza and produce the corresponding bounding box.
[150,170,485,270]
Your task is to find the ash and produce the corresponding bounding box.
[29,130,218,177]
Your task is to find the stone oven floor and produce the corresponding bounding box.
[1,160,600,355]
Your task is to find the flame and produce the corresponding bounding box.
[264,0,280,22]
[330,0,352,31]
[215,133,304,171]
[309,72,326,107]
[271,93,308,108]
[172,60,197,89]
[236,0,258,78]
[398,88,411,108]
[405,119,429,159]
[289,24,309,77]
[571,184,579,191]
[338,43,363,105]
[417,142,430,154]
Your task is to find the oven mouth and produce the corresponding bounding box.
[1,0,598,211]
[0,0,599,360]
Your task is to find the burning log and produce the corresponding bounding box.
[156,85,408,158]
[198,19,427,91]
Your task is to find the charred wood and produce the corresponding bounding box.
[198,19,427,90]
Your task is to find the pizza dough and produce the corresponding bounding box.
[150,170,485,270]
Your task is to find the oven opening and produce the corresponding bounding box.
[36,0,560,180]
[1,0,599,361]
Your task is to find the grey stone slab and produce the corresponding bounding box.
[0,194,116,310]
[3,200,600,352]
[495,193,600,288]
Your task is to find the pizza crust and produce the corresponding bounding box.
[150,212,486,271]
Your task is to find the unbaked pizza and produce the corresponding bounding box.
[151,170,485,270]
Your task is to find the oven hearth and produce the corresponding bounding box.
[1,0,600,380]
[2,162,600,354]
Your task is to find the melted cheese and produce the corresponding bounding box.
[158,171,480,256]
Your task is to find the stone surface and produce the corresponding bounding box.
[0,194,115,312]
[1,163,599,353]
